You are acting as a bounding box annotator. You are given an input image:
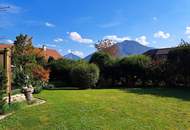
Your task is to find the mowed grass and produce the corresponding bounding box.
[0,88,190,130]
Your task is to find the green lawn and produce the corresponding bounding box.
[0,88,190,130]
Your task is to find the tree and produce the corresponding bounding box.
[13,34,36,67]
[12,34,36,88]
[95,39,119,57]
[95,39,116,50]
[12,34,49,92]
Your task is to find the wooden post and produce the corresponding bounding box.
[0,48,11,104]
[4,48,11,104]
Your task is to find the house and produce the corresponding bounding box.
[144,48,173,60]
[0,44,62,60]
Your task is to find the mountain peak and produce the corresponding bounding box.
[116,40,152,56]
[64,53,81,60]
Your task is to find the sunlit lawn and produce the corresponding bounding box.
[0,88,190,130]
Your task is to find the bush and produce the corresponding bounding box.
[2,102,23,114]
[167,43,190,87]
[43,84,55,90]
[90,52,115,87]
[48,59,76,85]
[70,63,100,89]
[32,79,44,94]
[146,60,167,87]
[118,55,151,87]
[90,51,112,70]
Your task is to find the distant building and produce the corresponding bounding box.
[0,44,62,60]
[144,48,173,60]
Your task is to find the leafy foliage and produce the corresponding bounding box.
[48,59,76,84]
[70,62,100,89]
[12,34,50,92]
[89,52,115,87]
[48,39,190,88]
[90,51,112,71]
[167,41,190,87]
[95,39,119,57]
[118,55,151,86]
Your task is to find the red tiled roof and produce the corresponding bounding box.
[0,44,13,49]
[44,49,62,60]
[0,44,62,60]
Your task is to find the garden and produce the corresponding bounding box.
[0,34,190,130]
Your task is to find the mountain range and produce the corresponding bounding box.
[84,40,152,60]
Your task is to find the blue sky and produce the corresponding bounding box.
[1,0,190,57]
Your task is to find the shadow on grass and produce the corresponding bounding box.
[44,87,80,90]
[121,87,190,101]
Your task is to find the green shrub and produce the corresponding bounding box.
[2,102,23,114]
[167,43,190,87]
[33,86,42,94]
[89,51,112,71]
[90,52,116,87]
[70,63,100,89]
[48,59,76,85]
[118,55,151,86]
[32,80,44,94]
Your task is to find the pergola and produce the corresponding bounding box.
[0,48,12,103]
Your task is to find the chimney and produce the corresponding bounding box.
[42,45,47,51]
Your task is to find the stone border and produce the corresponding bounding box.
[0,113,13,120]
[0,98,46,121]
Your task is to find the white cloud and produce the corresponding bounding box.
[45,22,55,27]
[54,38,64,43]
[185,26,190,38]
[0,39,14,44]
[68,49,84,57]
[68,32,93,44]
[186,26,190,34]
[154,31,170,39]
[135,36,149,46]
[6,39,14,44]
[103,35,130,42]
[103,34,149,46]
